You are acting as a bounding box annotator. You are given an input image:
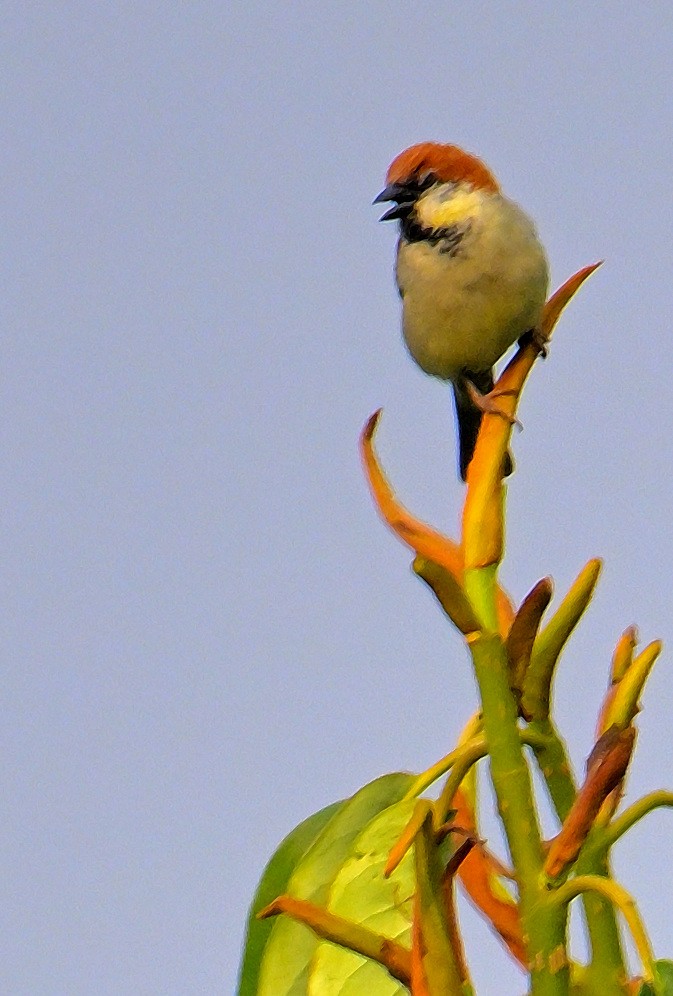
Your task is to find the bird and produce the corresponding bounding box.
[374,142,549,480]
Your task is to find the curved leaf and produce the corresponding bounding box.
[257,772,416,995]
[237,799,344,995]
[309,797,417,995]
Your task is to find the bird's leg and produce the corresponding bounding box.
[468,326,547,428]
[465,379,522,431]
[518,325,549,358]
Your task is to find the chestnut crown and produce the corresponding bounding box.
[385,142,499,195]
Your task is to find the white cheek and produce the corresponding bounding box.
[416,185,483,231]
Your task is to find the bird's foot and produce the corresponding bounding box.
[519,326,549,358]
[465,381,522,431]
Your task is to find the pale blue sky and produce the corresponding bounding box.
[3,3,673,993]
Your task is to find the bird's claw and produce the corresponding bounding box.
[519,326,549,358]
[465,381,523,431]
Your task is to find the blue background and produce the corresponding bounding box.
[3,4,672,992]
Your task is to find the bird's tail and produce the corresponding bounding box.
[453,373,514,481]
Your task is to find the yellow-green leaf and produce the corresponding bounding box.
[256,773,416,995]
[308,797,417,995]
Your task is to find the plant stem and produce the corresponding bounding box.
[527,717,577,821]
[602,790,673,848]
[572,843,626,996]
[405,737,487,801]
[464,571,569,995]
[549,875,656,987]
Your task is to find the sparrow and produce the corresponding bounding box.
[375,142,549,479]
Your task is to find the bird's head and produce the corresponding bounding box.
[374,142,499,224]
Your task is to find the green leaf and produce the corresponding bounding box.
[256,772,416,996]
[237,799,344,995]
[309,796,417,994]
[310,953,405,996]
[637,959,673,996]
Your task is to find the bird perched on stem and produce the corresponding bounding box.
[375,142,549,479]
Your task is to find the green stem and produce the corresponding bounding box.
[414,811,469,994]
[549,875,657,987]
[435,737,488,824]
[434,729,548,825]
[526,717,577,822]
[602,790,673,849]
[572,840,626,995]
[406,738,486,801]
[465,564,500,631]
[465,568,569,995]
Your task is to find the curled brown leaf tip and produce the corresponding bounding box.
[586,725,627,773]
[364,408,383,439]
[544,726,636,879]
[443,837,477,880]
[507,577,554,698]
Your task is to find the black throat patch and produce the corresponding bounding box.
[401,216,470,256]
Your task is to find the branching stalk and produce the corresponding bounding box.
[549,876,656,986]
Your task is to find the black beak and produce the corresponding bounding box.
[373,181,415,222]
[377,203,408,222]
[373,182,406,205]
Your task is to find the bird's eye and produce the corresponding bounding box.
[416,171,437,191]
